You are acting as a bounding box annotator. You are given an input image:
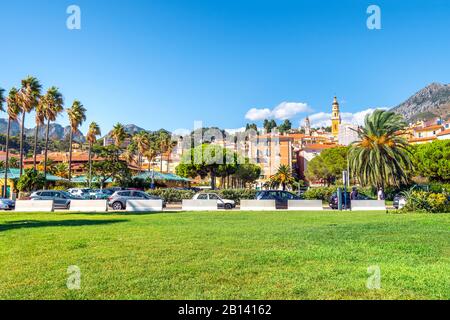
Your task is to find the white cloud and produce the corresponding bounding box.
[245,108,272,121]
[172,128,191,136]
[245,102,311,121]
[224,127,246,135]
[308,108,386,128]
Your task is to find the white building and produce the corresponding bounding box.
[338,124,359,146]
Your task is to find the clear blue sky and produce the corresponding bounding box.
[1,0,449,134]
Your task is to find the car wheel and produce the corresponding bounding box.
[112,202,124,211]
[224,203,233,210]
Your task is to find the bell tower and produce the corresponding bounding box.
[331,96,341,137]
[304,117,311,136]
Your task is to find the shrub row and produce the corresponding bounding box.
[402,191,450,213]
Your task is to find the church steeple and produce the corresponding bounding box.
[304,116,311,136]
[331,96,341,137]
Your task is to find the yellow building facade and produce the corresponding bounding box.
[331,97,341,137]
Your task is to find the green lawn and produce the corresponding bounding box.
[0,210,449,300]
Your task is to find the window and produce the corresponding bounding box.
[209,194,219,200]
[197,194,208,200]
[133,191,146,198]
[118,191,131,197]
[41,192,52,197]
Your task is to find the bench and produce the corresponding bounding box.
[126,200,164,212]
[288,200,324,211]
[351,200,386,211]
[15,200,54,212]
[240,200,276,211]
[182,200,218,211]
[69,200,108,212]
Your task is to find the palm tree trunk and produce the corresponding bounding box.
[19,112,26,176]
[33,125,39,170]
[166,152,170,173]
[68,129,73,181]
[3,118,11,198]
[43,119,50,188]
[88,143,92,188]
[160,153,163,172]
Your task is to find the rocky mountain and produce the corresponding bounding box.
[391,83,450,122]
[0,119,86,142]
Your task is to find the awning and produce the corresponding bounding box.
[134,171,190,182]
[0,168,67,181]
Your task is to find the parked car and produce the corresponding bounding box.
[329,192,370,210]
[0,198,15,210]
[108,190,165,210]
[193,193,236,210]
[255,190,303,209]
[30,190,80,209]
[67,188,91,199]
[89,189,114,199]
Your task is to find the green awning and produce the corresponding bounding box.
[134,171,190,182]
[0,168,67,181]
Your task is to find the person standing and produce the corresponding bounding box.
[350,187,359,200]
[378,187,385,201]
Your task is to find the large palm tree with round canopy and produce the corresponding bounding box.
[349,109,412,188]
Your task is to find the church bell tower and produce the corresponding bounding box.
[331,97,341,137]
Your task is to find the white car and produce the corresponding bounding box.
[67,188,91,198]
[193,193,236,210]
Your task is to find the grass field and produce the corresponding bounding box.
[0,210,449,300]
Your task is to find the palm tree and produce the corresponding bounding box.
[348,110,412,188]
[54,162,69,179]
[270,164,294,191]
[132,131,150,173]
[157,131,173,172]
[67,100,87,181]
[111,123,127,148]
[86,122,101,188]
[40,87,64,183]
[18,76,42,176]
[3,88,21,197]
[33,100,45,170]
[0,87,6,197]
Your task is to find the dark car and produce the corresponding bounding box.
[256,190,303,209]
[0,198,15,210]
[29,190,81,209]
[329,191,370,210]
[108,190,165,210]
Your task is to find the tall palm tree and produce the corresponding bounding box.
[33,100,45,170]
[349,110,412,188]
[111,123,127,148]
[132,131,150,173]
[67,100,87,181]
[0,87,7,197]
[86,122,101,188]
[4,89,21,197]
[40,87,64,182]
[270,165,294,191]
[157,131,173,172]
[18,76,42,176]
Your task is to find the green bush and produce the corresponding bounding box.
[403,191,450,213]
[217,189,258,205]
[303,187,336,201]
[147,189,196,203]
[17,169,46,192]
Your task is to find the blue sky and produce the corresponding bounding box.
[1,0,449,134]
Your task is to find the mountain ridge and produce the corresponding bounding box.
[391,82,450,122]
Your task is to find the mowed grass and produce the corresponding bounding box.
[0,210,449,300]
